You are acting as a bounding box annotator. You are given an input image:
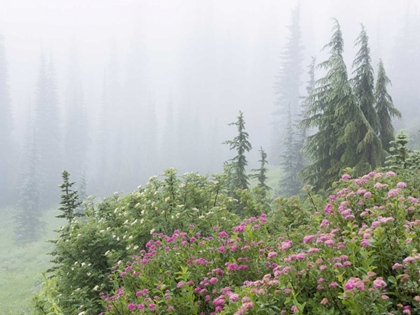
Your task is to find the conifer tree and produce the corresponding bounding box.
[56,170,82,223]
[301,19,383,191]
[352,25,379,133]
[223,111,252,190]
[375,59,401,152]
[14,130,44,243]
[0,34,14,204]
[279,108,301,196]
[250,147,270,196]
[272,4,304,163]
[34,53,62,206]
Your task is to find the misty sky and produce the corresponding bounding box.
[0,0,416,169]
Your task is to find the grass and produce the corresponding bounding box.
[0,206,63,315]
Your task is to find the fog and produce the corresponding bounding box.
[1,0,419,203]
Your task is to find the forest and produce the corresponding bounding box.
[1,0,420,314]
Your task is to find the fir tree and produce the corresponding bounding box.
[301,19,383,191]
[279,108,301,196]
[384,129,420,171]
[56,170,82,223]
[14,129,44,244]
[272,4,304,163]
[352,25,379,133]
[375,59,401,152]
[223,111,252,190]
[0,34,14,205]
[34,53,62,206]
[63,48,89,182]
[250,147,270,196]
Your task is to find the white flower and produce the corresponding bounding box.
[104,250,110,256]
[140,219,144,224]
[150,228,155,234]
[131,219,137,225]
[93,285,99,291]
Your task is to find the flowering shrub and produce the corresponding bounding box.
[101,171,420,314]
[33,169,249,315]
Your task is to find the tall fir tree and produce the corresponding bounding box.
[34,53,62,206]
[14,129,44,244]
[279,108,302,196]
[223,111,252,190]
[272,4,304,164]
[0,34,14,205]
[301,19,383,191]
[375,59,401,153]
[351,25,379,133]
[63,48,89,184]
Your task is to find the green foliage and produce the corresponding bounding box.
[34,169,250,315]
[385,129,420,172]
[223,111,252,191]
[99,170,420,315]
[375,59,402,153]
[250,147,270,197]
[352,24,379,133]
[56,170,82,223]
[301,19,384,191]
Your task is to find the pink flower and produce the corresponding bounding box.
[341,174,351,181]
[324,240,334,246]
[329,282,338,288]
[386,171,396,177]
[268,251,277,259]
[392,263,403,270]
[148,304,156,310]
[360,239,371,247]
[397,182,407,188]
[344,279,356,290]
[324,204,333,215]
[363,192,372,198]
[218,231,229,238]
[127,303,136,310]
[209,277,218,284]
[229,293,239,302]
[138,304,145,310]
[320,298,328,305]
[373,277,387,289]
[388,189,400,197]
[291,305,298,313]
[303,235,316,243]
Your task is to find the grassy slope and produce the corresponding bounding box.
[0,207,62,315]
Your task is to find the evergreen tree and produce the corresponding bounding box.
[250,147,270,196]
[352,25,379,133]
[384,129,420,171]
[301,19,383,191]
[56,170,82,223]
[223,111,252,190]
[34,53,62,206]
[77,169,87,213]
[63,48,89,182]
[279,108,302,196]
[0,34,14,205]
[14,129,44,244]
[272,4,304,163]
[375,59,401,152]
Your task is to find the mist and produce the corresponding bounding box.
[1,0,419,202]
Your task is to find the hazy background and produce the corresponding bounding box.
[0,0,418,200]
